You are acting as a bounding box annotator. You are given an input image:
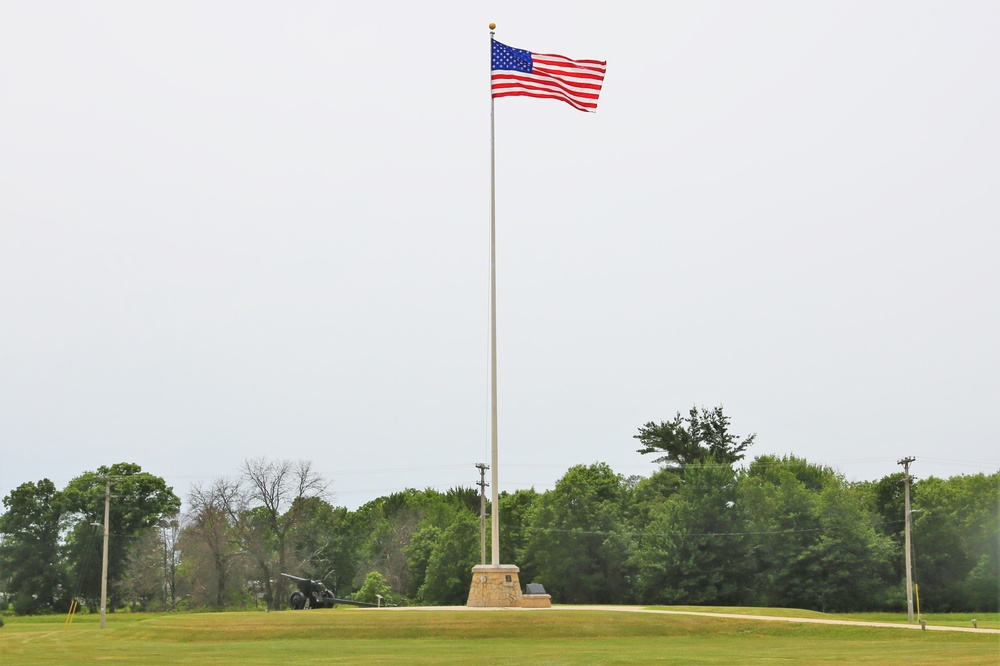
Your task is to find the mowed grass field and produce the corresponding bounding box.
[2,607,997,665]
[654,606,1000,628]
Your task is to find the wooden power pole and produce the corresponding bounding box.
[897,456,916,624]
[476,463,489,565]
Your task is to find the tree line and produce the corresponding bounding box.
[1,407,997,615]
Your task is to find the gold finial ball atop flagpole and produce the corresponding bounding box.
[489,22,496,30]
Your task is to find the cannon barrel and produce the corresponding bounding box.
[324,597,380,608]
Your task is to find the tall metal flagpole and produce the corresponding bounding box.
[100,477,110,630]
[488,22,500,567]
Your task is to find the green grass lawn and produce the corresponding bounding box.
[1,608,997,665]
[655,606,1000,630]
[832,612,999,630]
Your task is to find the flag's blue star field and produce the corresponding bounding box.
[492,41,533,73]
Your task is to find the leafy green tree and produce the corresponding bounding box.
[288,498,356,598]
[61,463,180,610]
[634,405,754,473]
[418,513,479,605]
[355,570,391,605]
[441,487,480,519]
[319,504,366,598]
[632,461,749,605]
[498,488,539,572]
[351,491,432,595]
[860,471,999,612]
[350,487,479,598]
[859,472,907,583]
[0,479,69,614]
[627,467,682,530]
[952,473,999,612]
[739,456,895,612]
[807,484,895,611]
[910,473,999,612]
[522,464,632,604]
[738,456,820,606]
[403,525,442,599]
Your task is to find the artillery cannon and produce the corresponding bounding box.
[280,573,386,609]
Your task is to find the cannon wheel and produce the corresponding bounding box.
[289,591,306,610]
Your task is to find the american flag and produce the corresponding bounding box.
[491,40,606,113]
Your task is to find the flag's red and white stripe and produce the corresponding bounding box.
[492,52,606,113]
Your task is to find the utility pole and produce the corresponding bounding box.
[897,456,916,624]
[476,463,489,565]
[99,477,111,630]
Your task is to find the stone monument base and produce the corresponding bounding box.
[466,564,522,607]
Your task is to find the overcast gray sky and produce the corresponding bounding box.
[2,2,997,511]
